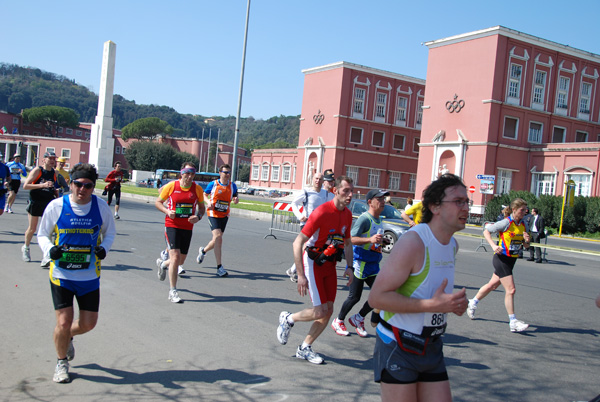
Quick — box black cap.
[366,189,390,201]
[323,172,335,182]
[43,151,56,158]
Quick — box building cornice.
[424,26,600,64]
[302,61,426,85]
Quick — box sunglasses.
[221,171,231,174]
[72,180,94,189]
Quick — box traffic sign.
[476,174,495,181]
[469,185,475,194]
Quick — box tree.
[125,141,199,172]
[121,117,173,140]
[237,163,250,182]
[22,105,79,136]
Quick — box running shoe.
[216,266,228,277]
[21,245,31,262]
[156,258,167,281]
[160,249,169,261]
[296,345,324,364]
[168,288,182,303]
[467,299,477,320]
[286,267,298,283]
[7,206,13,214]
[40,257,51,268]
[277,311,293,345]
[509,319,529,332]
[114,213,120,220]
[196,246,205,264]
[348,314,368,337]
[178,265,186,275]
[66,339,75,361]
[53,359,70,383]
[331,318,350,336]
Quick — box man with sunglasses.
[155,162,205,302]
[37,163,116,383]
[22,151,60,264]
[196,164,238,277]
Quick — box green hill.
[0,63,299,150]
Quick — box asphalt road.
[1,194,599,402]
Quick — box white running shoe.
[348,314,368,337]
[509,319,529,333]
[467,299,477,320]
[286,267,298,282]
[296,345,324,364]
[196,247,205,264]
[53,359,70,383]
[40,257,51,268]
[168,289,182,303]
[178,265,185,275]
[277,311,293,345]
[331,318,350,336]
[7,206,13,214]
[114,213,120,220]
[216,266,228,277]
[160,249,169,261]
[156,258,167,281]
[21,245,31,262]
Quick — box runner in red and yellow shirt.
[154,162,205,303]
[196,164,238,277]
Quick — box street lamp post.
[232,0,250,183]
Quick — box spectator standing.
[527,208,545,263]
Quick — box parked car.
[265,189,281,198]
[349,199,410,253]
[238,187,255,195]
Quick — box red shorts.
[302,251,337,306]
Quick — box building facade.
[416,26,600,213]
[249,62,425,199]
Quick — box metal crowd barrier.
[264,202,302,239]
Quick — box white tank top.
[380,223,457,337]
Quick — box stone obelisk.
[89,40,116,177]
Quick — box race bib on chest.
[214,199,229,212]
[58,245,92,270]
[175,203,193,218]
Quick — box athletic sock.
[287,314,295,325]
[472,298,479,306]
[301,342,311,349]
[508,314,516,321]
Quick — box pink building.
[416,26,600,213]
[250,62,426,199]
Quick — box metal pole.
[232,0,251,183]
[215,128,220,172]
[206,127,212,170]
[200,127,205,171]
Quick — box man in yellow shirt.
[56,157,70,182]
[401,201,423,227]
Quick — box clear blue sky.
[3,0,600,120]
